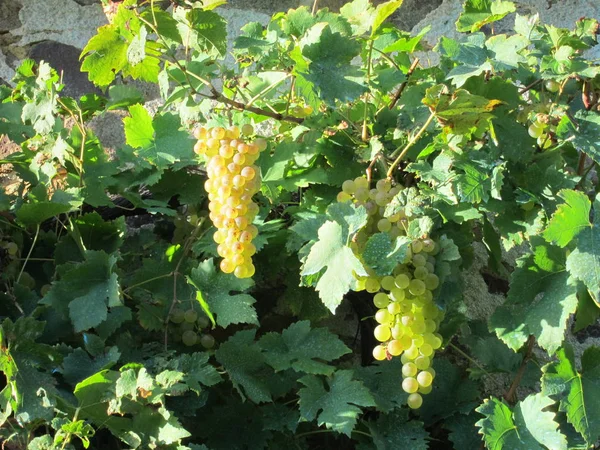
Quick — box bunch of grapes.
[338,176,444,409]
[193,125,267,278]
[527,114,556,149]
[170,307,216,349]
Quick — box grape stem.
[387,58,420,111]
[386,111,436,179]
[16,224,40,285]
[361,40,374,142]
[448,342,489,375]
[504,335,535,404]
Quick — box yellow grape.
[407,393,423,409]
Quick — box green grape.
[424,262,435,273]
[381,276,396,291]
[426,367,436,378]
[402,362,417,377]
[184,309,198,323]
[400,334,412,349]
[354,188,369,202]
[423,303,439,319]
[404,345,419,359]
[375,309,392,324]
[407,393,423,409]
[180,321,195,331]
[375,192,389,206]
[390,287,405,302]
[401,315,413,326]
[387,340,403,356]
[412,335,424,347]
[424,320,437,334]
[418,384,432,395]
[5,242,18,256]
[415,355,430,370]
[182,330,198,346]
[409,279,426,296]
[422,239,435,253]
[391,324,404,339]
[376,179,391,192]
[365,277,381,293]
[170,308,185,324]
[424,273,439,290]
[377,218,392,232]
[402,377,419,394]
[412,254,426,267]
[414,266,428,280]
[422,289,433,302]
[395,274,410,289]
[373,345,387,361]
[545,79,560,93]
[431,335,442,349]
[241,124,254,135]
[342,179,356,194]
[197,315,210,329]
[420,343,434,357]
[411,320,426,334]
[417,370,433,387]
[373,292,390,308]
[374,325,391,342]
[40,284,52,296]
[411,240,423,253]
[337,192,352,202]
[387,301,401,315]
[528,122,544,138]
[200,334,216,349]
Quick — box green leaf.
[456,0,516,33]
[188,259,258,328]
[258,321,350,375]
[41,251,122,333]
[176,9,227,57]
[124,104,154,149]
[490,237,578,354]
[371,0,403,37]
[61,347,121,386]
[163,352,221,394]
[446,413,482,450]
[543,189,591,247]
[107,85,144,110]
[566,224,600,302]
[81,26,128,87]
[369,409,429,450]
[574,287,600,332]
[566,110,600,165]
[363,234,411,276]
[298,370,375,436]
[542,344,600,446]
[352,358,408,413]
[215,330,273,403]
[476,394,567,450]
[299,23,366,104]
[127,25,147,66]
[301,220,367,313]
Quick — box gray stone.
[88,110,127,153]
[0,0,22,33]
[0,49,15,85]
[29,41,101,98]
[13,0,107,49]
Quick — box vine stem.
[361,40,374,142]
[16,224,40,284]
[135,10,303,124]
[387,57,419,111]
[448,342,489,375]
[504,335,535,404]
[386,110,436,179]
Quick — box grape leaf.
[490,237,578,354]
[188,259,258,328]
[298,370,375,436]
[352,358,408,413]
[80,26,128,87]
[363,234,411,276]
[566,225,600,303]
[163,353,221,394]
[542,344,600,446]
[369,409,429,450]
[258,320,350,375]
[215,330,273,403]
[446,413,482,450]
[456,0,516,33]
[175,8,227,57]
[371,0,404,37]
[569,110,600,165]
[299,23,366,103]
[301,220,367,313]
[41,251,122,333]
[61,347,121,386]
[476,394,567,450]
[543,189,591,247]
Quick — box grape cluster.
[527,114,556,149]
[170,307,216,349]
[193,125,267,278]
[338,176,444,409]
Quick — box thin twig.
[16,224,40,284]
[518,79,542,94]
[386,110,436,178]
[504,335,535,404]
[362,40,374,141]
[388,58,420,110]
[448,342,489,375]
